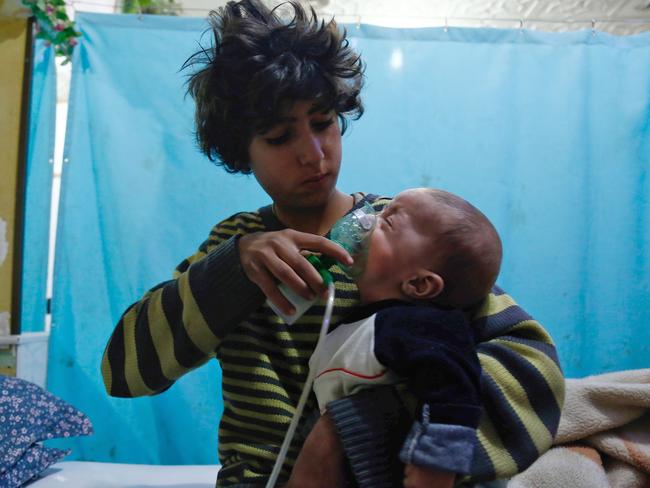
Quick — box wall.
[0,17,28,373]
[174,0,650,35]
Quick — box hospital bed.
[29,462,220,487]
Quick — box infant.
[310,188,502,487]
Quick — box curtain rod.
[66,0,650,26]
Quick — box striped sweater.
[101,193,565,486]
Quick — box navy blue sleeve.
[374,305,482,428]
[372,306,483,474]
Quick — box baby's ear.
[401,271,444,300]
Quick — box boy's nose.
[297,134,325,165]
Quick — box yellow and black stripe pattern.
[101,195,564,485]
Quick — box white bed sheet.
[29,461,220,487]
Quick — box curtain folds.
[47,13,650,463]
[21,40,55,333]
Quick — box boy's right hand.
[238,230,353,315]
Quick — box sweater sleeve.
[100,213,265,398]
[372,306,482,475]
[328,287,565,483]
[468,286,565,481]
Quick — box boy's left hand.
[284,412,346,488]
[403,463,455,488]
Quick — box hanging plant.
[22,0,82,64]
[121,0,182,16]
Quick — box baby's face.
[355,189,438,303]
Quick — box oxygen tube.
[265,203,377,488]
[265,258,335,488]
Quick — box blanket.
[508,369,650,488]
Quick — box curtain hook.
[591,19,597,36]
[356,15,361,29]
[444,17,448,33]
[519,18,524,33]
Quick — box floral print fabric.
[0,444,68,487]
[0,375,93,487]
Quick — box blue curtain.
[50,13,650,464]
[21,40,55,333]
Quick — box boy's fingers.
[286,251,330,295]
[257,272,295,315]
[247,264,293,314]
[241,230,352,311]
[295,232,353,266]
[267,256,315,301]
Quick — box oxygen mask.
[329,201,377,278]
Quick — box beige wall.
[174,0,650,35]
[0,17,28,340]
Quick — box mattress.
[29,461,220,487]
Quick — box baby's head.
[355,188,502,309]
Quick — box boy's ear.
[401,270,444,300]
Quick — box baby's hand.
[403,463,455,488]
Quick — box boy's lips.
[303,173,328,184]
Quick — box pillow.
[0,443,69,488]
[0,375,93,478]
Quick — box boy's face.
[355,189,438,304]
[247,100,342,212]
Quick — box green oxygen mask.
[267,202,377,324]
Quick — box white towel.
[509,369,650,488]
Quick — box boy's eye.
[265,132,291,146]
[312,118,334,131]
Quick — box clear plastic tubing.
[265,281,336,488]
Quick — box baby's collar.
[342,299,414,324]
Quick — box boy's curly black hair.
[183,0,365,174]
